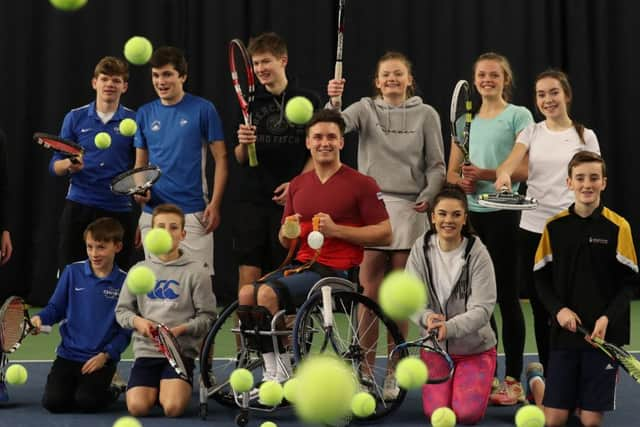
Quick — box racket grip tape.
[321,285,333,328]
[331,62,343,109]
[247,142,258,167]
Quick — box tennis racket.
[478,186,538,210]
[577,325,640,383]
[0,296,51,355]
[150,323,190,380]
[33,132,83,165]
[391,329,454,384]
[229,38,258,167]
[110,165,161,196]
[331,0,346,109]
[450,80,472,166]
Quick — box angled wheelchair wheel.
[199,300,263,408]
[292,288,408,421]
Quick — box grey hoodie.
[339,96,445,205]
[116,253,217,359]
[406,232,497,355]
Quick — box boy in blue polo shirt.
[31,217,132,413]
[50,56,137,273]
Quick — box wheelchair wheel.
[199,300,263,408]
[292,289,408,421]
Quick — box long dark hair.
[429,184,475,238]
[535,69,585,144]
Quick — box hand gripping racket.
[229,38,258,167]
[331,0,346,109]
[0,296,51,355]
[110,165,161,196]
[150,323,190,380]
[450,80,472,166]
[33,132,83,165]
[577,325,640,384]
[478,186,538,210]
[391,328,455,384]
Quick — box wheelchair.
[198,273,409,426]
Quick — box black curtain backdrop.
[1,0,639,305]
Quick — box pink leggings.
[421,347,496,425]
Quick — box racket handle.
[247,142,258,167]
[331,61,343,109]
[40,325,52,334]
[321,286,333,328]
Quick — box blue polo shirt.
[37,260,132,362]
[134,93,224,214]
[50,102,136,212]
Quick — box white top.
[428,234,467,308]
[517,121,600,233]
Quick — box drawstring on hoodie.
[273,91,286,126]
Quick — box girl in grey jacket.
[406,184,496,425]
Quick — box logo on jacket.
[151,121,161,132]
[147,279,180,300]
[103,287,120,300]
[588,237,608,245]
[179,118,189,127]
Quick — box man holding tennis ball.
[233,32,321,303]
[116,203,216,418]
[30,218,131,412]
[49,56,137,274]
[237,109,390,382]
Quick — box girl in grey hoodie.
[406,184,496,425]
[327,51,445,399]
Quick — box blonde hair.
[473,52,514,102]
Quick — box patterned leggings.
[421,347,496,425]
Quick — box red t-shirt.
[284,165,389,270]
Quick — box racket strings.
[1,303,25,351]
[111,168,160,195]
[158,329,188,376]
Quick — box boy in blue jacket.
[31,217,131,413]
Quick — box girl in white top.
[495,69,600,371]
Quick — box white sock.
[275,353,293,383]
[262,352,277,381]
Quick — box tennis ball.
[307,230,324,250]
[126,265,156,295]
[515,404,545,427]
[395,356,428,390]
[124,36,153,66]
[144,228,173,255]
[119,118,137,137]
[378,270,427,320]
[282,377,299,403]
[112,416,142,427]
[94,132,111,149]
[5,364,28,385]
[259,380,284,406]
[431,406,456,427]
[285,96,314,125]
[49,0,87,11]
[294,354,357,425]
[351,392,376,418]
[229,368,254,393]
[260,422,277,427]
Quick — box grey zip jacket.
[406,232,497,355]
[116,253,217,359]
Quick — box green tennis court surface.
[14,300,640,361]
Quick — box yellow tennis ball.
[259,380,284,406]
[378,270,427,320]
[294,354,357,425]
[351,392,376,418]
[5,364,28,385]
[431,406,456,427]
[124,36,153,66]
[126,265,156,295]
[229,368,254,393]
[94,132,111,149]
[49,0,87,11]
[285,96,314,125]
[112,416,143,427]
[260,422,277,427]
[515,404,545,427]
[119,118,137,137]
[395,356,428,390]
[144,228,173,255]
[282,377,299,403]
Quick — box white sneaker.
[262,352,277,382]
[382,375,399,401]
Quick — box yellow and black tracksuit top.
[534,203,638,349]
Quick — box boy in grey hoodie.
[116,204,217,417]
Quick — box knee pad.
[237,305,278,353]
